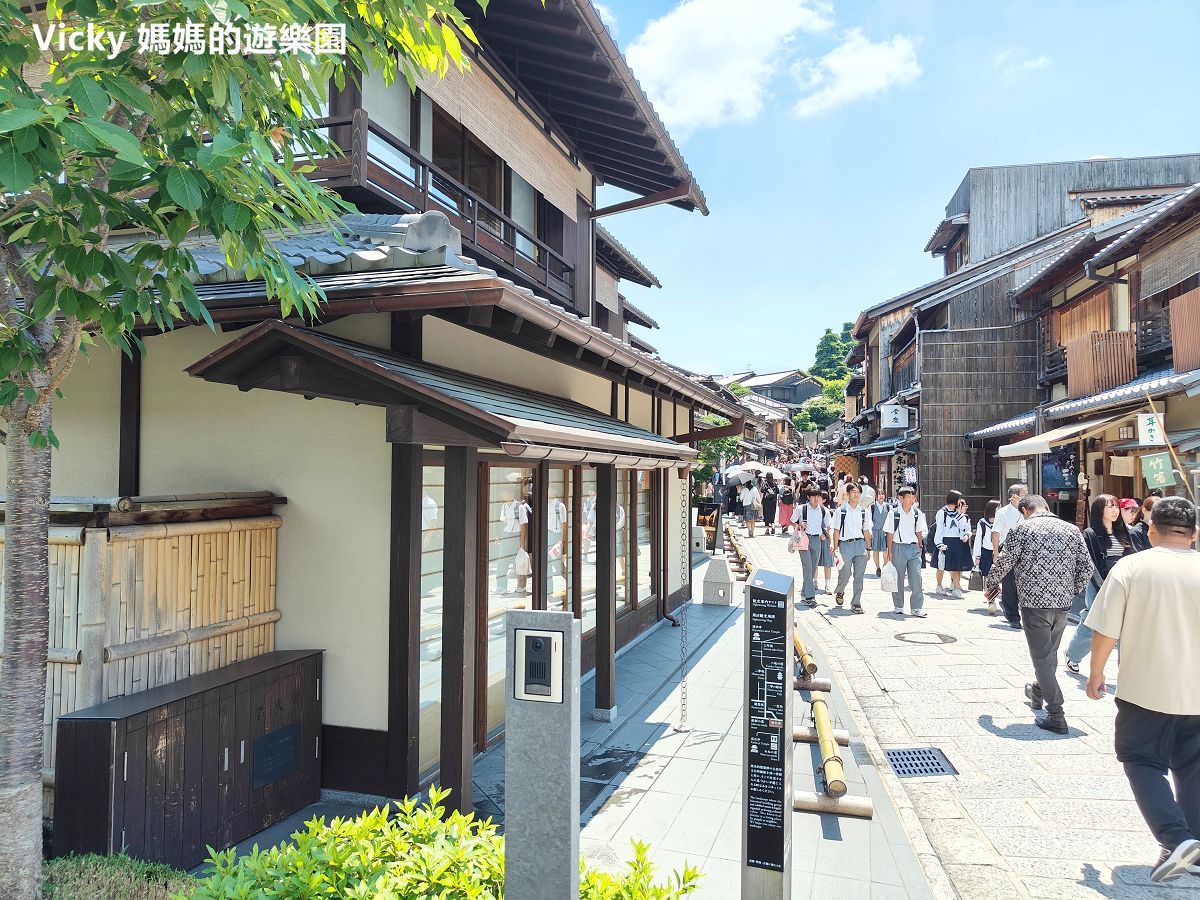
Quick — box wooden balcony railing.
[305,111,575,306]
[1136,306,1172,360]
[1041,345,1068,382]
[1170,287,1200,373]
[1065,330,1137,399]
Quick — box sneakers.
[934,584,945,596]
[911,609,928,618]
[1065,658,1081,675]
[1152,839,1200,883]
[876,567,882,577]
[1035,715,1069,735]
[986,599,998,615]
[890,608,906,617]
[803,597,818,608]
[1025,683,1043,711]
[951,588,964,599]
[835,592,845,607]
[851,605,864,615]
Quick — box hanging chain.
[674,474,691,733]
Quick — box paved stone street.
[740,522,1200,900]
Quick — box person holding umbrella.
[761,473,780,535]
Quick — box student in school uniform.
[973,500,1000,610]
[793,487,832,605]
[884,484,928,617]
[869,492,892,577]
[932,490,972,598]
[831,483,873,613]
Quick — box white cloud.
[595,3,618,37]
[627,0,834,135]
[993,48,1050,78]
[791,30,920,118]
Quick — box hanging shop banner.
[1137,414,1166,447]
[880,404,910,430]
[1109,455,1137,477]
[902,466,918,485]
[1141,451,1177,489]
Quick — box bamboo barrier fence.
[0,515,281,819]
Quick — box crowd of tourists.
[716,463,1200,883]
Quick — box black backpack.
[838,506,867,533]
[781,489,795,505]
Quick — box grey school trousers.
[891,542,924,611]
[835,538,868,608]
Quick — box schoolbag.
[781,489,795,505]
[893,507,921,533]
[838,506,867,533]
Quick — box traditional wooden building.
[969,182,1200,511]
[11,2,745,855]
[844,155,1200,514]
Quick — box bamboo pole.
[106,515,282,543]
[793,725,850,746]
[793,791,873,818]
[811,691,847,798]
[0,648,81,665]
[792,629,818,676]
[104,610,281,661]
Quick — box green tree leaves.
[165,166,206,211]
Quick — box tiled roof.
[1045,368,1200,420]
[596,225,661,288]
[621,297,660,329]
[1087,182,1200,271]
[963,411,1038,441]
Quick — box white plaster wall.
[423,317,611,414]
[137,326,392,731]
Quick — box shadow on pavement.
[976,713,1087,741]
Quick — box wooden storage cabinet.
[54,649,322,869]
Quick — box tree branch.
[0,244,38,319]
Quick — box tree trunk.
[0,398,53,900]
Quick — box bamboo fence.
[0,515,281,819]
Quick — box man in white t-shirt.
[831,483,872,613]
[991,483,1029,627]
[1085,496,1200,883]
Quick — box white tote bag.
[880,562,898,594]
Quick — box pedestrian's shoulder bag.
[838,506,867,533]
[788,529,809,553]
[781,488,795,505]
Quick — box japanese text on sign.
[1140,451,1177,488]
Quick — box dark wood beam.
[592,184,691,220]
[533,460,550,611]
[594,463,617,714]
[118,351,142,497]
[386,443,422,797]
[440,445,478,815]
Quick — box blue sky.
[592,0,1200,376]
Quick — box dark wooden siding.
[919,312,1040,517]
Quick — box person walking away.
[794,487,832,606]
[778,478,795,536]
[932,490,971,597]
[834,471,849,506]
[832,483,872,613]
[869,493,892,576]
[761,473,779,536]
[1084,497,1200,882]
[859,474,877,508]
[884,485,927,617]
[984,495,1094,734]
[1125,496,1155,551]
[1064,493,1141,675]
[992,483,1030,627]
[727,481,743,524]
[740,479,761,538]
[973,500,1000,612]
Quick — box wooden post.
[534,461,549,611]
[386,444,422,798]
[593,464,617,718]
[118,351,142,497]
[441,446,478,814]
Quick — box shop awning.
[186,320,697,468]
[1045,367,1200,420]
[998,414,1124,458]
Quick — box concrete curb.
[740,539,960,900]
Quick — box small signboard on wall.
[903,466,918,485]
[1138,414,1166,446]
[880,404,910,430]
[1109,455,1136,477]
[1141,452,1177,488]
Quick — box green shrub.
[191,786,699,899]
[44,853,193,900]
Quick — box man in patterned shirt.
[984,495,1094,734]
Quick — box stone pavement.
[739,522,1200,900]
[558,561,934,900]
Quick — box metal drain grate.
[884,747,957,778]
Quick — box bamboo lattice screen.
[1065,331,1137,399]
[1170,287,1200,374]
[0,515,281,818]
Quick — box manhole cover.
[894,631,957,645]
[884,747,958,778]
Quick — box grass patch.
[44,854,192,900]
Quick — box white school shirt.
[795,504,830,535]
[501,500,530,534]
[933,507,968,540]
[859,484,877,506]
[993,502,1024,547]
[833,503,870,540]
[547,498,568,535]
[883,506,927,545]
[973,519,994,556]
